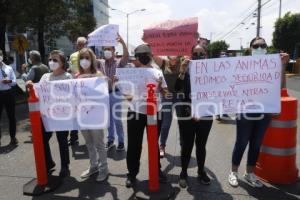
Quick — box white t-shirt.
[128,67,167,114]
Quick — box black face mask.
[192,52,206,60]
[136,53,151,65]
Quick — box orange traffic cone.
[255,88,299,184]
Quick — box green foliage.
[273,12,300,56]
[64,0,96,42]
[207,40,230,58]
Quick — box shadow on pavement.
[129,180,180,200]
[32,176,120,200]
[107,147,126,161]
[239,180,300,200]
[0,143,18,154]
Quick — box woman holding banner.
[175,44,213,188]
[75,48,109,182]
[27,50,73,177]
[228,37,289,188]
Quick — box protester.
[228,37,289,188]
[75,48,109,182]
[22,50,49,83]
[98,34,129,151]
[0,49,17,146]
[68,37,87,146]
[175,44,213,188]
[27,50,72,177]
[121,44,168,188]
[153,55,182,157]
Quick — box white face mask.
[0,56,3,62]
[49,61,60,71]
[104,50,113,59]
[28,58,32,64]
[252,47,267,56]
[80,59,91,70]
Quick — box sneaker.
[106,141,115,150]
[159,170,168,183]
[159,145,165,158]
[179,171,188,188]
[80,167,99,179]
[116,143,125,151]
[96,168,109,182]
[198,171,211,185]
[59,167,70,177]
[243,173,263,188]
[228,171,239,187]
[125,175,136,188]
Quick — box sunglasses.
[48,58,59,62]
[192,52,206,57]
[252,44,267,49]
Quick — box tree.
[0,0,26,60]
[64,0,96,43]
[207,40,229,58]
[24,0,69,61]
[273,12,300,56]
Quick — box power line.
[216,0,273,40]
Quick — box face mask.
[49,61,60,71]
[80,59,91,69]
[28,58,32,64]
[0,56,3,62]
[252,47,267,56]
[137,54,151,65]
[104,50,113,59]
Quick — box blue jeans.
[159,94,181,147]
[232,113,271,167]
[108,90,124,144]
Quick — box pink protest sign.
[143,17,198,56]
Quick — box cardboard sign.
[189,54,282,118]
[143,17,198,56]
[34,77,109,131]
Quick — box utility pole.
[257,0,262,37]
[279,0,282,18]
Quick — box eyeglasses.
[252,43,267,49]
[48,58,59,62]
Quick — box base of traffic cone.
[134,181,177,200]
[23,175,62,196]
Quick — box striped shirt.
[98,58,127,80]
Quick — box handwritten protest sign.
[189,54,282,118]
[34,77,109,131]
[88,24,119,47]
[116,67,163,98]
[143,17,198,56]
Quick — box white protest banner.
[143,17,198,56]
[88,24,119,47]
[34,77,109,132]
[115,67,162,98]
[189,54,282,118]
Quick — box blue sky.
[108,0,300,52]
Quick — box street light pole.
[279,0,282,18]
[110,8,146,48]
[257,0,262,37]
